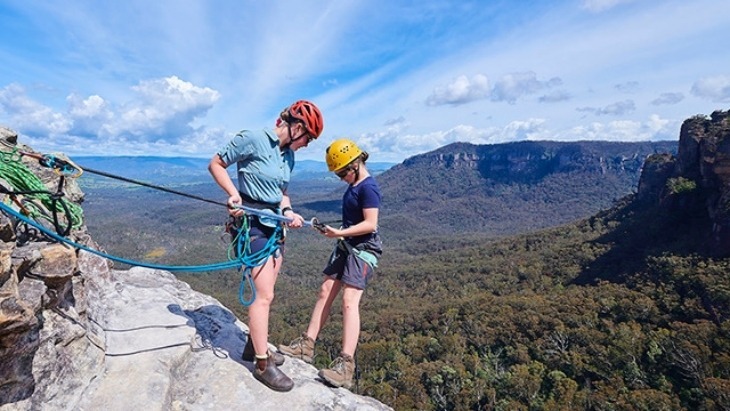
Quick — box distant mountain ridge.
[373,140,677,238]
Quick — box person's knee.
[316,287,331,301]
[317,281,335,299]
[254,291,275,306]
[341,289,362,310]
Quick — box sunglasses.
[297,128,314,147]
[335,167,352,178]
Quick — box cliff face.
[637,109,730,256]
[396,140,677,183]
[377,140,677,238]
[0,127,391,411]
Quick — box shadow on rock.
[168,303,252,369]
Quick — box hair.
[350,151,369,168]
[278,109,296,125]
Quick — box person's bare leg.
[341,285,364,356]
[305,277,342,340]
[248,255,281,357]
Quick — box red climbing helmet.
[288,100,324,138]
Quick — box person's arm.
[280,192,304,228]
[323,207,378,238]
[208,154,243,216]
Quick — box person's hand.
[227,194,243,217]
[286,211,305,228]
[322,225,343,238]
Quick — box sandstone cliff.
[637,109,730,256]
[0,127,391,411]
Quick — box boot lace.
[288,336,305,349]
[329,356,347,374]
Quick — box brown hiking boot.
[277,332,315,364]
[318,353,355,389]
[253,354,294,392]
[242,337,285,365]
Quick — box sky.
[0,0,729,163]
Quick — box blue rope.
[0,201,247,271]
[229,216,283,307]
[1,201,287,307]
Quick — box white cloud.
[562,114,677,141]
[426,74,489,106]
[0,76,226,156]
[490,72,562,104]
[504,118,548,141]
[614,81,640,93]
[68,94,108,118]
[356,119,547,162]
[691,75,730,103]
[0,83,71,136]
[108,76,220,142]
[383,116,407,127]
[651,92,684,106]
[539,90,572,103]
[66,94,113,138]
[577,100,636,116]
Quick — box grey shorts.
[322,237,381,290]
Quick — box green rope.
[0,149,84,228]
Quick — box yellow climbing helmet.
[326,139,363,172]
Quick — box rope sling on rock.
[0,145,332,307]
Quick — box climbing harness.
[336,238,379,268]
[224,210,332,306]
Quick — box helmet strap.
[287,121,311,147]
[282,123,296,149]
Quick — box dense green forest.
[77,138,730,410]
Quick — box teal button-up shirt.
[217,128,294,205]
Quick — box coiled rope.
[0,149,84,234]
[228,216,283,306]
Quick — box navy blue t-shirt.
[342,176,381,243]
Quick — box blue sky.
[1,0,729,163]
